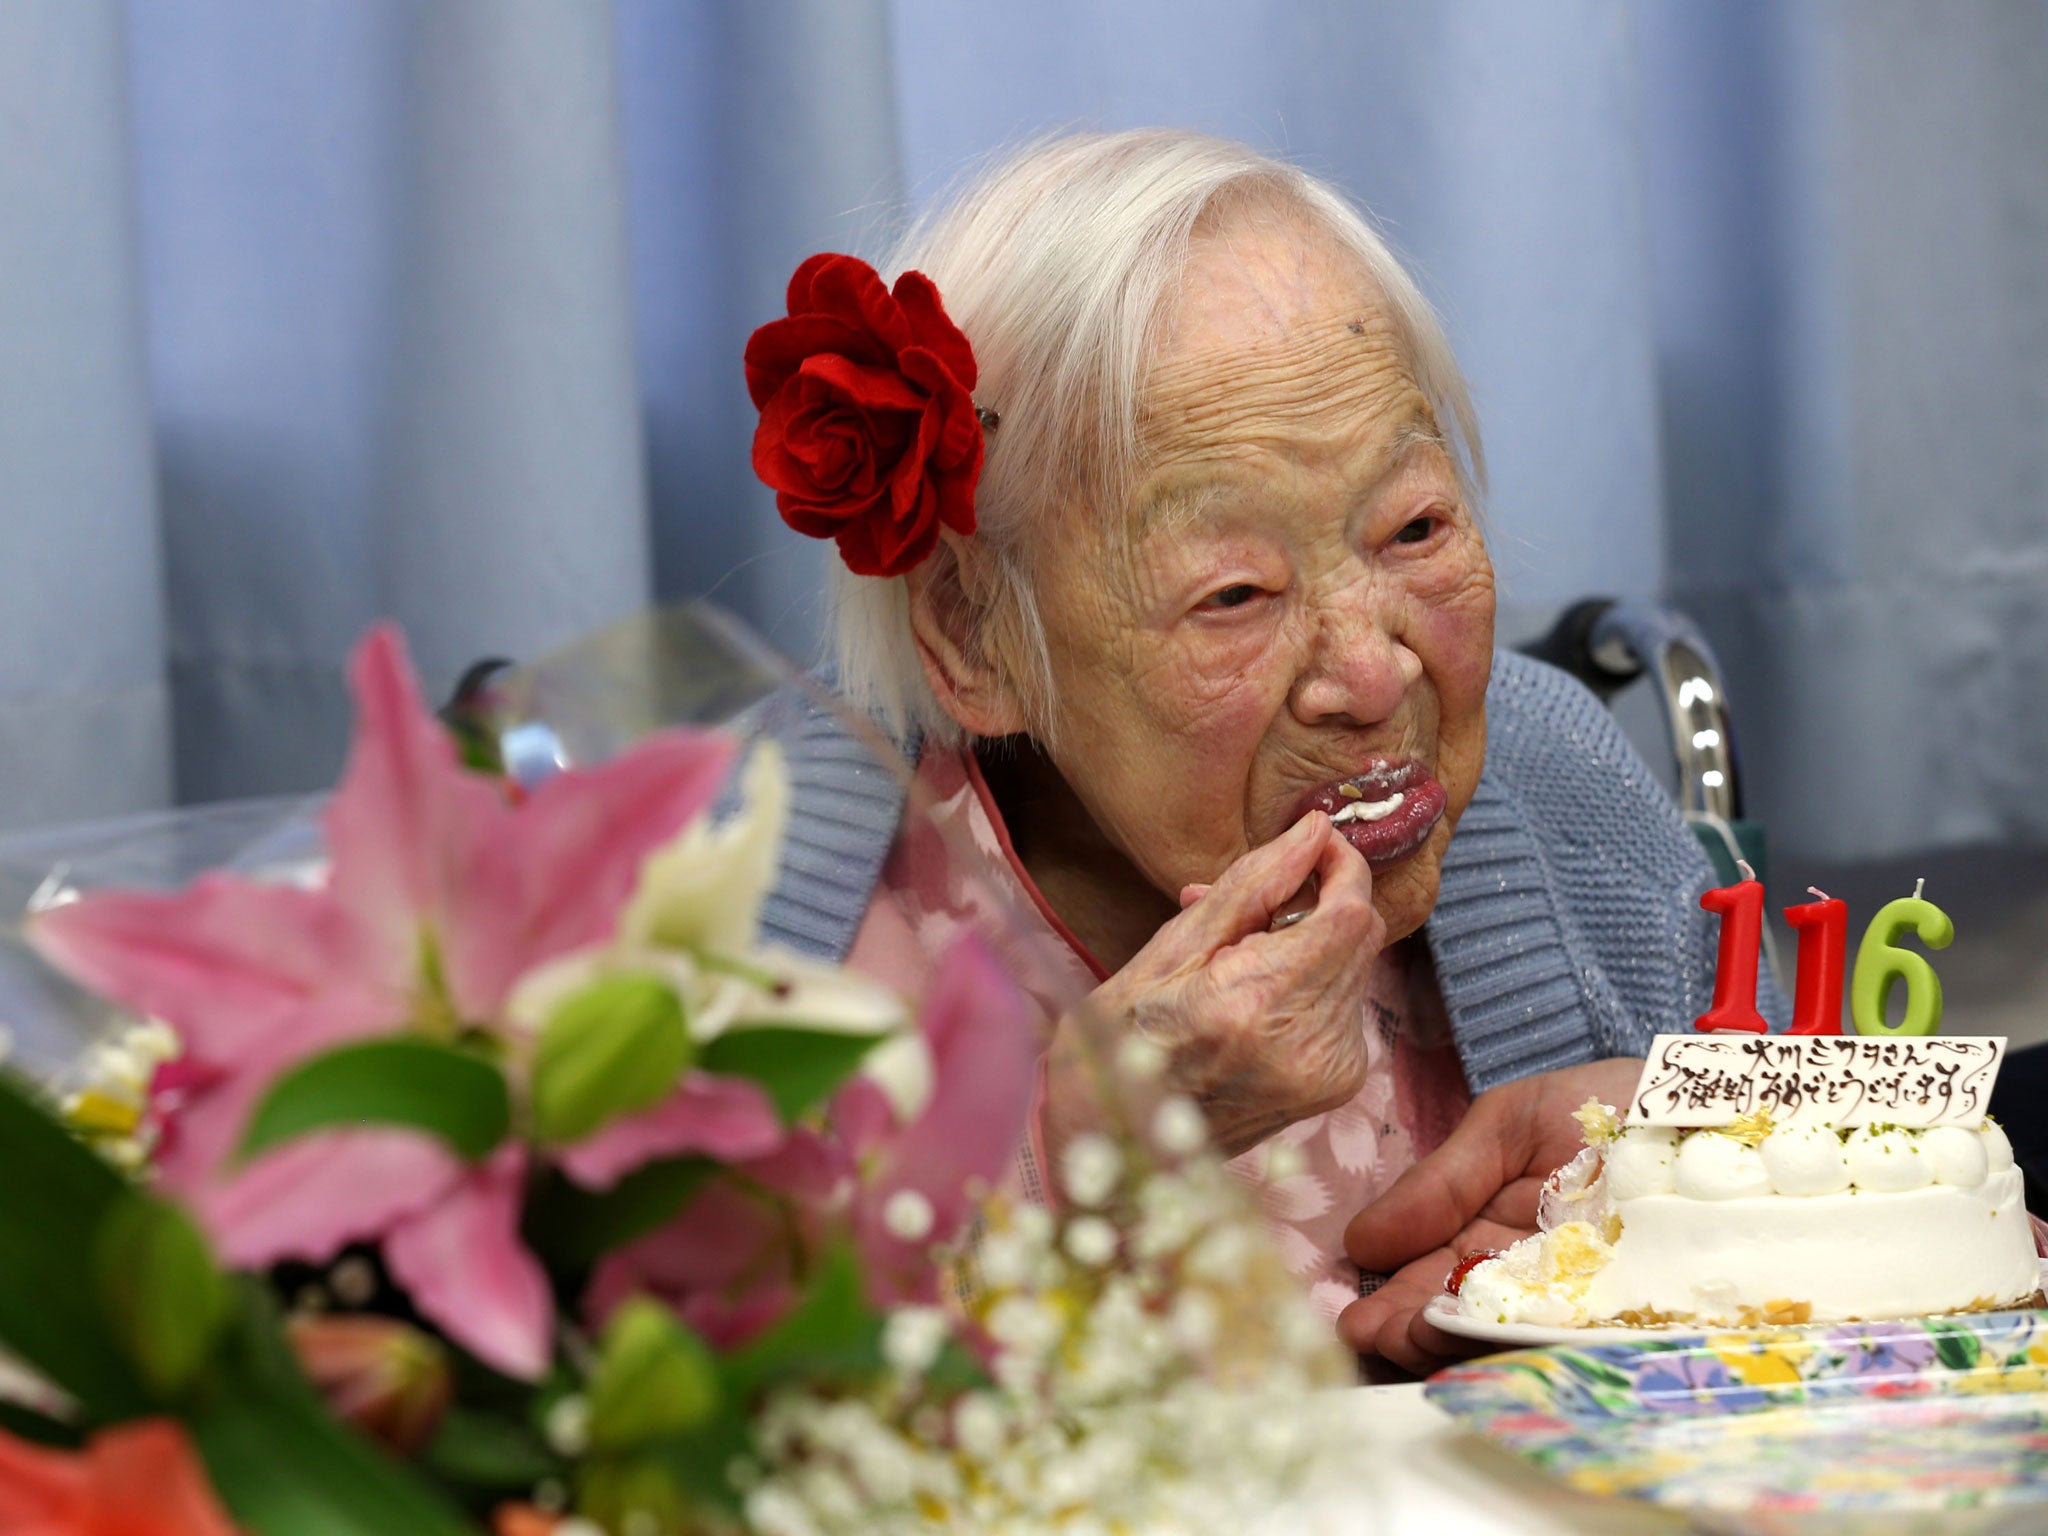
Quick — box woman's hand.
[1043,811,1385,1161]
[1335,1056,1646,1377]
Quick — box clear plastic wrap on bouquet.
[0,798,329,1076]
[0,607,846,1074]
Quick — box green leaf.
[0,1072,148,1415]
[720,1246,882,1402]
[587,1298,721,1452]
[924,1337,993,1396]
[0,1398,81,1449]
[522,1157,716,1269]
[192,1283,481,1536]
[530,976,692,1146]
[238,1037,511,1163]
[421,1407,558,1491]
[197,1394,485,1536]
[213,1274,325,1400]
[93,1191,227,1400]
[643,1410,753,1520]
[697,1028,883,1124]
[577,1453,697,1535]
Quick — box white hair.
[828,129,1484,747]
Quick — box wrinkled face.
[1027,220,1496,942]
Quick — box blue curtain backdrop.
[3,0,2046,867]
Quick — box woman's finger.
[1372,1304,1489,1379]
[1335,1257,1445,1355]
[1267,873,1319,929]
[1280,826,1380,944]
[1407,1310,1481,1366]
[1173,812,1332,946]
[1311,818,1374,892]
[1371,1307,1440,1378]
[1343,1089,1528,1273]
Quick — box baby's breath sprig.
[733,1004,1348,1535]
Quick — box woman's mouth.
[1293,760,1448,868]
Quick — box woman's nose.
[1288,594,1421,727]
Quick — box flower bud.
[287,1314,452,1455]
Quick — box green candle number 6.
[1849,882,1953,1037]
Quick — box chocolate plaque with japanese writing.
[1626,1035,2006,1129]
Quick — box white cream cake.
[1452,1104,2040,1328]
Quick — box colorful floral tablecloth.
[1425,1309,2048,1534]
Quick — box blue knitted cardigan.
[746,651,1789,1094]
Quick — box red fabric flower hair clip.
[744,253,988,578]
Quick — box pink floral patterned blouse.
[844,746,1473,1322]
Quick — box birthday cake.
[1450,877,2041,1330]
[1449,1098,2039,1329]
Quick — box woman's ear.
[906,535,1032,739]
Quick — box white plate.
[1421,1295,1696,1348]
[1421,1258,2048,1350]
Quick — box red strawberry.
[1443,1249,1502,1297]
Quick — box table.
[1258,1384,1695,1536]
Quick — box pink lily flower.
[835,934,1038,1307]
[555,1073,786,1191]
[30,625,739,1379]
[588,934,1037,1340]
[583,1130,848,1349]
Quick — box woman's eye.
[1201,583,1262,610]
[1392,515,1438,546]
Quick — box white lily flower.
[496,737,932,1148]
[620,740,789,957]
[855,1030,933,1122]
[721,945,908,1040]
[503,944,706,1041]
[505,933,912,1075]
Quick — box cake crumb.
[1741,1298,1813,1326]
[1572,1098,1622,1147]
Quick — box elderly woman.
[741,130,1780,1376]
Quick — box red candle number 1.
[1696,861,1768,1033]
[1785,887,1846,1035]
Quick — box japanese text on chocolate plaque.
[1626,1035,2007,1129]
